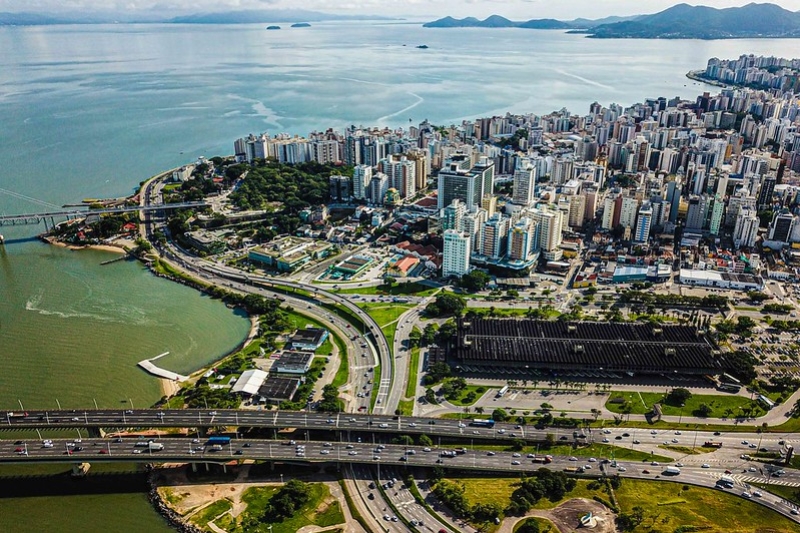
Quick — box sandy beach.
[40,235,129,254]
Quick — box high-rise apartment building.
[352,165,372,201]
[442,230,472,278]
[513,165,536,206]
[734,208,759,248]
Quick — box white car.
[602,438,610,443]
[603,429,612,434]
[511,460,521,465]
[408,423,417,428]
[487,451,496,456]
[618,467,627,472]
[348,450,358,456]
[320,450,330,455]
[569,456,578,461]
[512,453,521,458]
[584,464,592,469]
[498,429,506,434]
[753,490,763,498]
[422,447,431,452]
[458,423,466,428]
[378,423,389,428]
[588,457,597,462]
[675,462,684,467]
[701,464,710,468]
[742,491,752,498]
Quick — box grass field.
[283,309,349,390]
[446,476,800,533]
[334,282,438,297]
[398,399,414,416]
[190,498,232,530]
[233,483,345,533]
[404,327,422,399]
[606,390,754,419]
[446,384,490,407]
[615,478,800,533]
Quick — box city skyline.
[6,0,800,20]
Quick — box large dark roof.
[451,319,724,374]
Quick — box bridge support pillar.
[205,463,210,472]
[87,427,105,438]
[191,463,198,473]
[197,427,210,437]
[222,464,227,474]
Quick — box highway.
[2,436,799,524]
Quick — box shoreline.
[685,69,730,89]
[39,234,129,255]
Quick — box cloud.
[2,0,800,19]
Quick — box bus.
[496,385,509,398]
[720,373,741,385]
[718,382,741,393]
[703,441,723,448]
[207,436,232,446]
[469,419,495,428]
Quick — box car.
[367,493,375,500]
[753,490,763,498]
[378,423,389,428]
[603,429,612,434]
[588,457,597,462]
[391,517,398,522]
[399,456,408,462]
[713,431,721,436]
[133,449,143,454]
[498,429,506,434]
[650,430,657,435]
[674,431,681,435]
[791,509,799,516]
[208,411,218,416]
[320,449,330,455]
[618,467,627,472]
[423,447,432,452]
[473,430,480,434]
[632,439,641,444]
[742,491,752,498]
[71,417,80,422]
[242,443,251,448]
[511,460,521,465]
[742,440,749,445]
[457,423,466,428]
[428,420,436,425]
[487,451,496,456]
[615,436,623,440]
[560,436,569,441]
[623,433,631,437]
[436,459,443,464]
[234,450,243,455]
[602,438,610,443]
[748,466,757,472]
[749,443,757,449]
[642,469,650,474]
[671,438,679,443]
[569,456,578,461]
[701,464,710,468]
[191,438,200,444]
[651,461,660,466]
[383,515,391,521]
[512,453,521,458]
[408,423,417,428]
[345,444,354,449]
[348,451,358,456]
[348,418,356,422]
[584,464,592,469]
[326,418,335,424]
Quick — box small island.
[291,22,311,28]
[266,25,280,30]
[416,44,429,49]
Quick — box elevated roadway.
[2,436,799,524]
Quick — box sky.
[4,0,800,19]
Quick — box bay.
[1,20,800,532]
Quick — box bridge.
[1,409,530,442]
[0,201,210,227]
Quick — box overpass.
[1,409,534,442]
[2,436,799,524]
[0,201,210,227]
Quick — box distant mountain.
[0,12,65,25]
[423,15,569,29]
[585,2,800,39]
[567,15,641,28]
[169,9,398,24]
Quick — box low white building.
[230,369,268,396]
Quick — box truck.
[717,475,735,488]
[564,466,584,474]
[148,442,164,451]
[532,455,553,464]
[662,466,681,476]
[207,436,232,446]
[703,441,723,448]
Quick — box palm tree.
[475,406,484,415]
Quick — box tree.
[424,388,437,404]
[426,293,466,317]
[665,387,692,407]
[458,270,490,292]
[418,434,433,446]
[544,433,556,448]
[695,403,713,417]
[515,519,541,533]
[492,408,509,422]
[510,438,526,451]
[422,323,438,345]
[408,328,422,348]
[393,435,414,446]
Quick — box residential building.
[734,208,759,248]
[443,230,472,277]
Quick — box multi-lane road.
[2,436,799,524]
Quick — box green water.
[0,243,250,410]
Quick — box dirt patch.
[509,498,617,533]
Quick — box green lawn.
[446,384,489,407]
[330,333,349,390]
[397,399,414,416]
[405,341,421,399]
[334,282,438,297]
[448,476,800,533]
[190,498,232,530]
[751,482,800,504]
[615,478,800,533]
[513,517,555,532]
[370,364,382,411]
[606,391,754,419]
[357,303,414,326]
[232,483,345,533]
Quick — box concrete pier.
[137,352,189,382]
